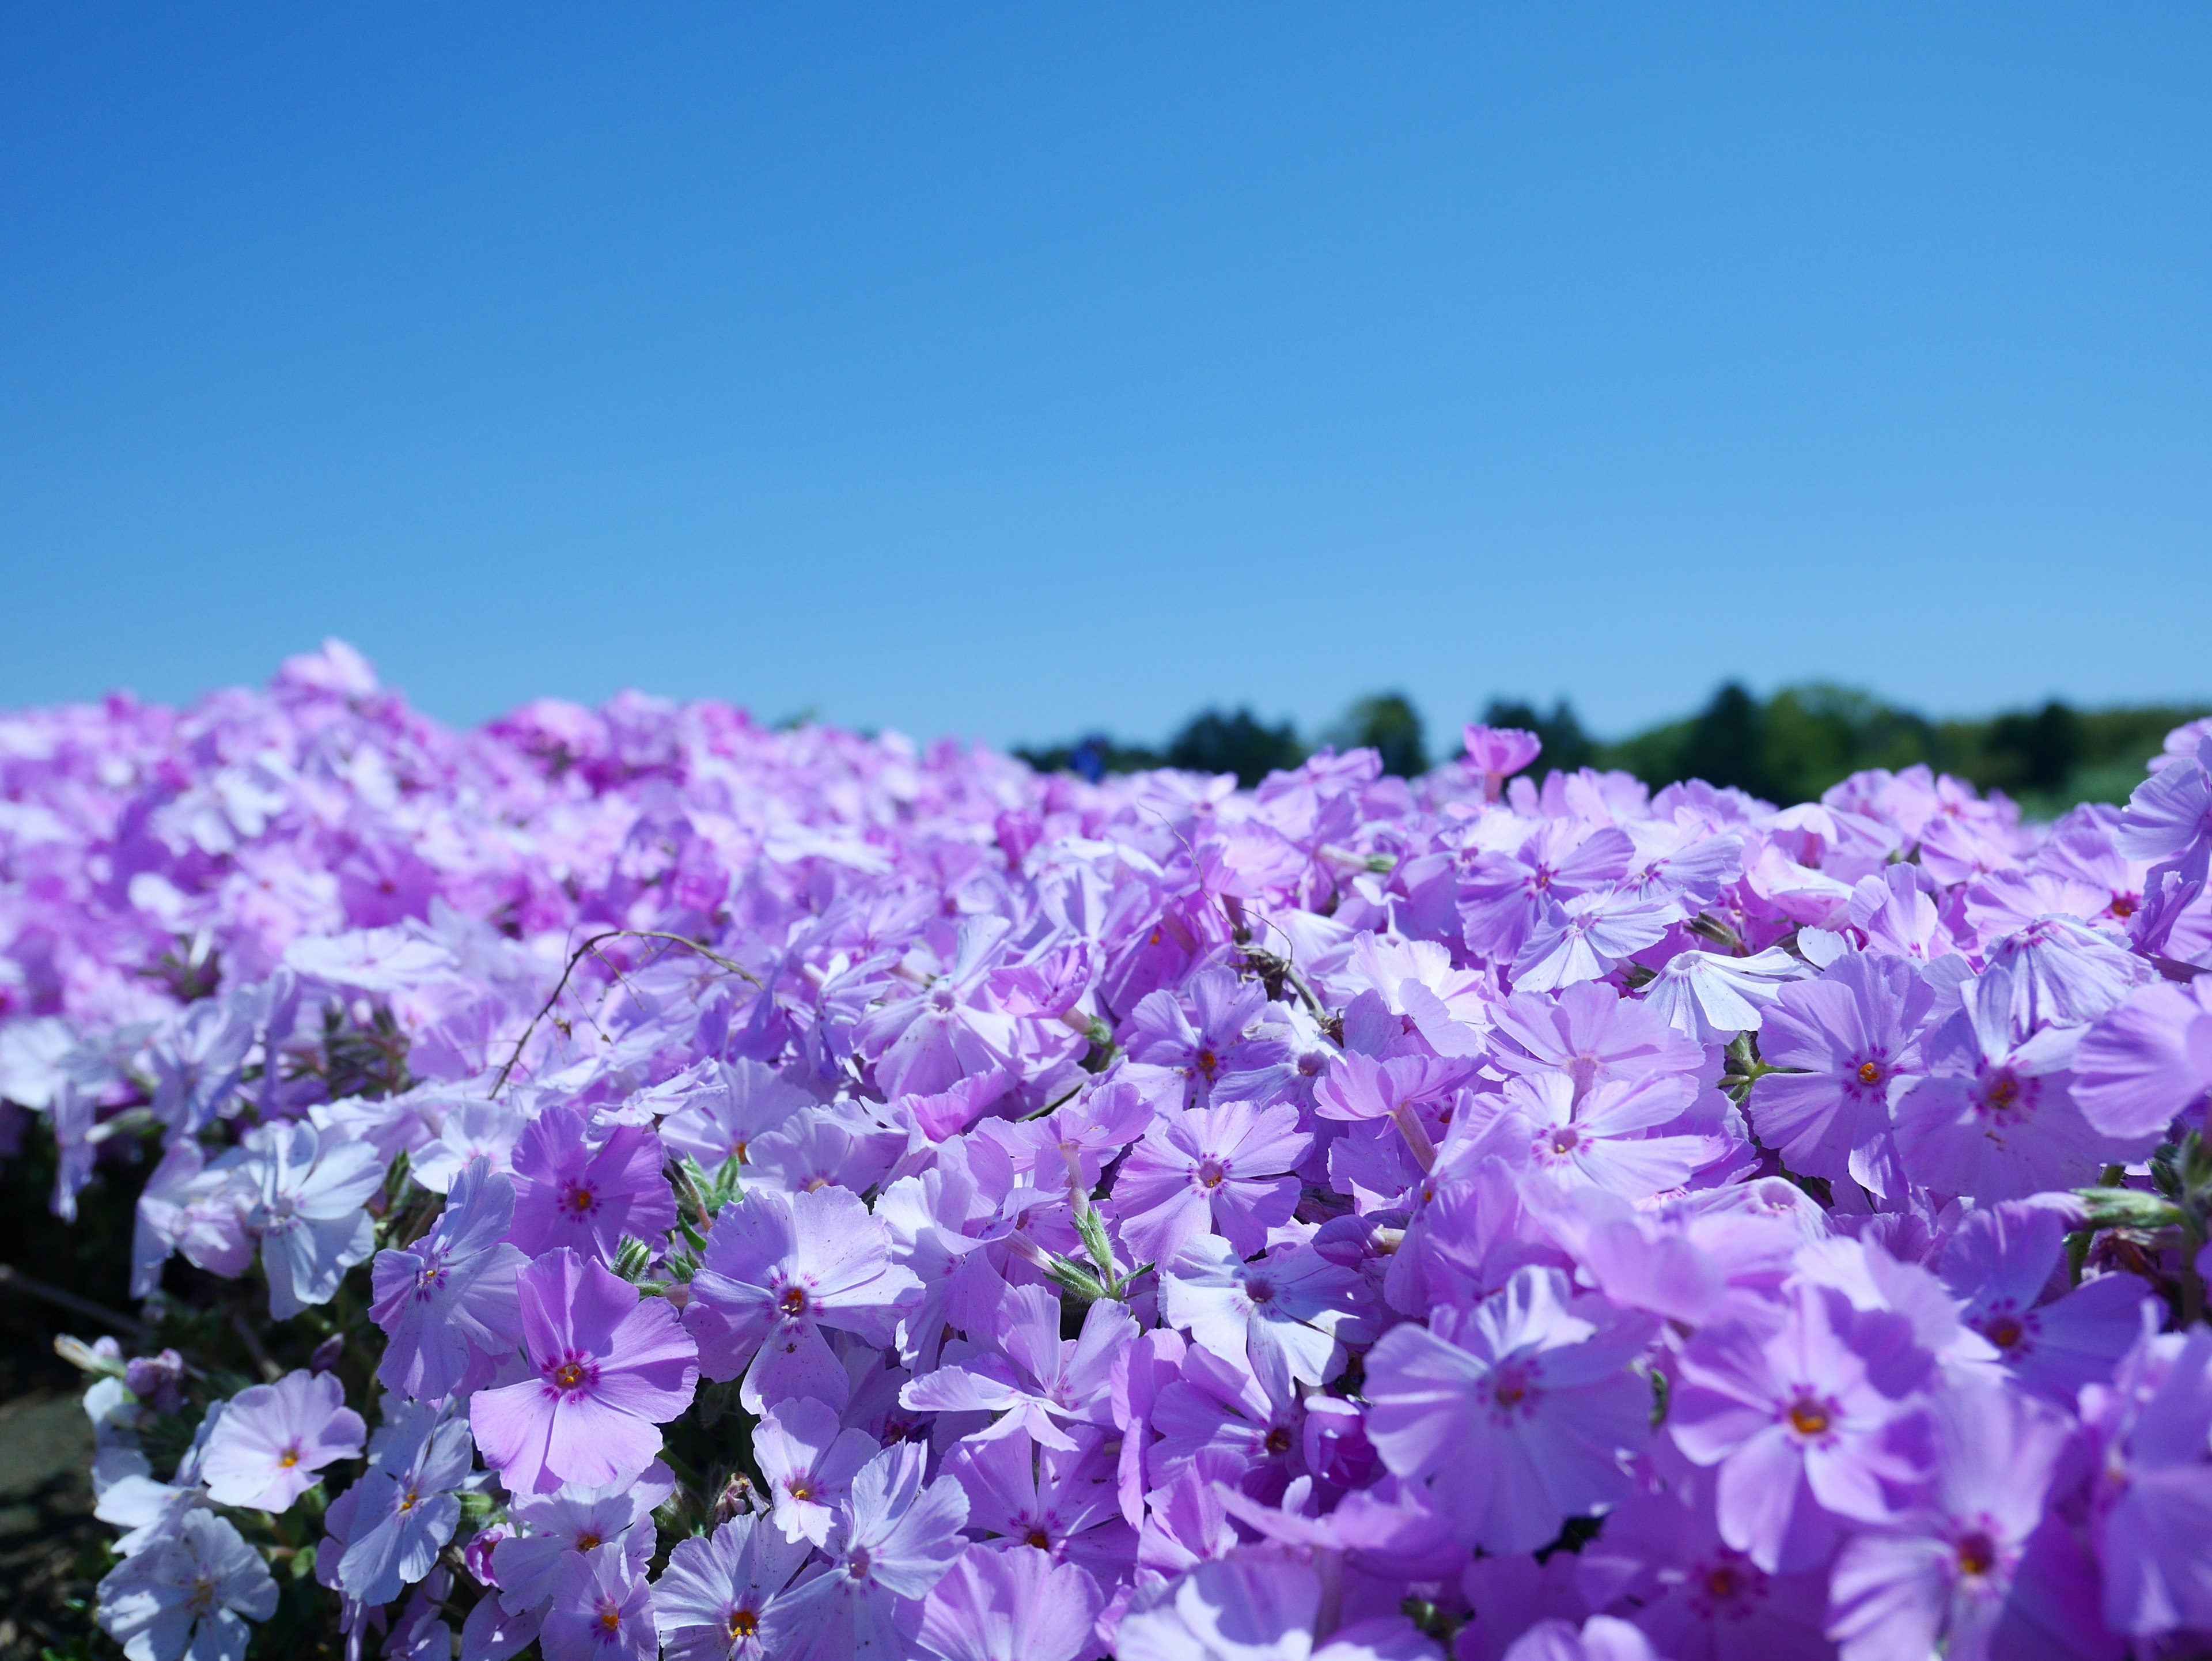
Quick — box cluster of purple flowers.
[10,641,2212,1661]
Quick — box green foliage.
[1330,693,1429,778]
[1163,707,1308,787]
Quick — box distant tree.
[1677,683,1770,798]
[1480,698,1594,776]
[1165,708,1306,788]
[1987,701,2082,794]
[1332,693,1429,778]
[1013,734,1165,780]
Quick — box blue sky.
[2,6,2207,750]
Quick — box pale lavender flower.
[755,1395,878,1547]
[1363,1265,1655,1554]
[777,1441,972,1659]
[1108,1098,1311,1267]
[652,1514,811,1661]
[1499,1617,1661,1661]
[372,1155,529,1402]
[1162,1235,1374,1397]
[1510,889,1679,994]
[655,1057,814,1171]
[1753,951,1934,1197]
[916,1546,1105,1661]
[2118,733,2212,879]
[1893,976,2146,1200]
[1976,914,2150,1035]
[96,1509,279,1661]
[540,1546,657,1661]
[506,1103,678,1262]
[200,1368,366,1512]
[2084,1323,2212,1637]
[493,1476,665,1613]
[1827,1380,2113,1661]
[131,1138,251,1299]
[902,1284,1132,1452]
[684,1183,922,1414]
[1669,1282,1931,1573]
[1637,946,1808,1045]
[1934,1201,2150,1404]
[334,1402,475,1607]
[1493,1070,1707,1198]
[2071,976,2212,1140]
[229,1119,385,1319]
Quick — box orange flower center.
[555,1362,587,1390]
[1855,1061,1882,1087]
[1787,1400,1831,1437]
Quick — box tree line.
[1015,684,2210,815]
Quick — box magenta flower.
[1753,951,1934,1197]
[469,1247,699,1495]
[916,1546,1105,1661]
[200,1368,366,1512]
[683,1183,922,1413]
[371,1155,529,1402]
[1363,1265,1655,1554]
[1826,1381,2111,1661]
[652,1515,810,1661]
[1669,1282,1932,1573]
[2071,977,2212,1141]
[506,1104,678,1262]
[1108,1098,1311,1267]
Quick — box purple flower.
[902,1284,1132,1452]
[1118,1553,1438,1661]
[1638,946,1807,1045]
[1753,952,1934,1197]
[96,1509,279,1661]
[1122,966,1278,1107]
[2084,1323,2212,1637]
[755,1396,878,1546]
[1108,1098,1311,1267]
[944,1427,1127,1576]
[469,1247,698,1495]
[1893,978,2145,1200]
[493,1476,663,1613]
[1828,1380,2113,1661]
[684,1184,922,1413]
[657,1058,814,1172]
[540,1546,656,1661]
[1669,1282,1931,1573]
[230,1119,386,1319]
[1934,1201,2150,1404]
[131,1138,252,1299]
[506,1104,679,1262]
[777,1441,972,1658]
[2071,977,2212,1141]
[372,1155,529,1402]
[200,1368,366,1512]
[916,1546,1105,1661]
[652,1514,811,1661]
[1492,1070,1706,1198]
[1975,914,2149,1035]
[1363,1266,1655,1554]
[1499,1617,1661,1661]
[1162,1235,1374,1398]
[1510,890,1679,994]
[1461,822,1635,966]
[334,1402,475,1607]
[1489,980,1705,1098]
[1577,1473,1834,1661]
[2118,732,2212,880]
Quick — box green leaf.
[2074,1187,2187,1232]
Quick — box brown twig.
[491,929,764,1097]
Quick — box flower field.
[6,639,2212,1661]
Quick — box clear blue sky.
[2,7,2207,750]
